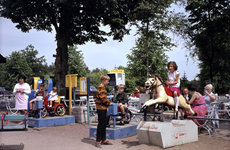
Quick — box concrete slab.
[90,124,137,140]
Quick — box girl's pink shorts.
[169,87,181,96]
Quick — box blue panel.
[28,116,75,128]
[47,78,53,94]
[37,79,43,90]
[36,100,43,109]
[107,74,116,86]
[90,125,137,140]
[108,103,117,115]
[28,90,36,111]
[87,77,91,95]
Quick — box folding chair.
[5,99,18,115]
[194,102,219,137]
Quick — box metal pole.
[73,87,76,106]
[87,94,90,125]
[185,116,230,121]
[69,78,72,115]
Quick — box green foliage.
[180,71,190,89]
[0,0,143,90]
[127,34,169,87]
[183,0,230,94]
[21,44,46,77]
[86,68,113,92]
[0,51,33,90]
[67,45,87,78]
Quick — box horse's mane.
[152,74,164,85]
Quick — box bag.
[164,85,173,97]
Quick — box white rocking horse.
[141,74,197,120]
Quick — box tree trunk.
[55,33,68,96]
[146,20,149,80]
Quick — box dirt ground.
[0,109,230,150]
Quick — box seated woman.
[203,84,216,112]
[133,88,139,98]
[204,84,219,128]
[183,83,207,126]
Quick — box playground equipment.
[90,103,137,140]
[27,77,75,128]
[1,112,28,131]
[41,96,66,118]
[107,70,125,86]
[141,74,196,120]
[136,120,198,148]
[107,104,132,127]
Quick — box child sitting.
[114,84,130,125]
[48,87,58,107]
[29,83,46,116]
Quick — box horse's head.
[145,74,164,90]
[145,75,157,90]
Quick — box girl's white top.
[13,83,31,110]
[167,71,180,88]
[48,91,58,100]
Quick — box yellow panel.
[33,77,40,90]
[80,77,87,95]
[55,96,61,103]
[65,74,78,87]
[109,70,124,73]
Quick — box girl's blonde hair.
[205,84,213,90]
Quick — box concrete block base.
[137,120,198,148]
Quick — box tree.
[181,0,230,94]
[0,51,33,89]
[127,34,169,87]
[67,45,87,78]
[0,0,142,94]
[21,45,46,77]
[180,71,189,89]
[85,68,113,92]
[130,0,178,79]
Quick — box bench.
[1,112,28,131]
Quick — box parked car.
[0,87,13,97]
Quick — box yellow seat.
[55,96,61,103]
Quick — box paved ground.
[0,108,230,150]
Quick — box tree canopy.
[127,33,169,87]
[182,0,230,94]
[0,0,142,93]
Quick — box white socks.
[174,97,178,112]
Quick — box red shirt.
[133,92,139,97]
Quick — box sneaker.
[101,140,113,145]
[95,142,102,148]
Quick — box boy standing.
[95,74,112,148]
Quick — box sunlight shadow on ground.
[81,137,95,147]
[121,140,140,148]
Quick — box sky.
[0,5,200,81]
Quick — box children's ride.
[41,96,66,118]
[141,74,197,118]
[108,106,132,127]
[1,111,28,131]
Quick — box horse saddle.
[164,85,173,97]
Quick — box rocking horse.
[141,74,197,121]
